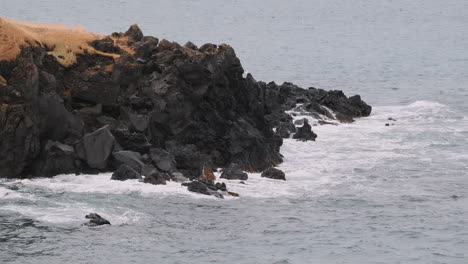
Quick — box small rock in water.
[261,167,286,181]
[388,117,397,121]
[451,195,460,199]
[83,213,111,227]
[385,123,390,126]
[292,119,317,141]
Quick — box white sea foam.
[1,101,466,224]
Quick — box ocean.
[1,0,467,263]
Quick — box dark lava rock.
[111,127,151,154]
[134,36,159,59]
[0,23,371,179]
[90,37,121,54]
[124,24,143,43]
[112,150,144,173]
[83,213,111,227]
[184,179,224,198]
[184,41,198,50]
[261,167,286,181]
[149,148,177,173]
[111,164,141,181]
[186,180,210,195]
[171,172,189,182]
[143,171,167,185]
[141,164,157,177]
[293,119,317,141]
[76,126,116,169]
[220,163,248,180]
[36,140,78,177]
[166,143,202,179]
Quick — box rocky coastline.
[0,19,371,197]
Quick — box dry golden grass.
[0,17,120,66]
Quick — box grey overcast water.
[1,0,467,263]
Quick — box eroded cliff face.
[0,21,371,179]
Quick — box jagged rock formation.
[0,20,371,184]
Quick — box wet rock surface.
[261,167,286,181]
[111,164,142,181]
[220,163,248,180]
[0,23,371,183]
[292,119,317,141]
[83,213,111,227]
[183,179,230,199]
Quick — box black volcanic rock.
[149,148,177,173]
[220,163,248,180]
[111,164,141,181]
[112,150,144,173]
[261,167,286,181]
[35,140,79,177]
[143,170,167,185]
[124,24,143,43]
[0,23,371,179]
[76,126,116,170]
[293,119,317,141]
[84,213,111,226]
[184,179,224,199]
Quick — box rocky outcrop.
[261,167,286,181]
[220,163,248,180]
[262,82,372,137]
[0,22,371,182]
[292,119,317,141]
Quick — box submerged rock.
[261,167,286,181]
[184,179,236,199]
[83,213,111,227]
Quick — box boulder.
[124,24,143,43]
[112,127,151,154]
[143,171,167,185]
[261,167,286,181]
[171,172,188,182]
[184,179,223,198]
[37,140,78,176]
[220,163,248,180]
[166,143,202,179]
[293,119,317,141]
[78,126,116,169]
[141,164,157,177]
[111,164,141,181]
[112,150,144,173]
[83,213,111,227]
[149,148,177,173]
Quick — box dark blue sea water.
[1,1,467,263]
